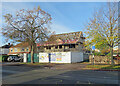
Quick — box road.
[1,63,120,85]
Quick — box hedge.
[0,55,9,62]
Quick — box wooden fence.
[89,55,120,64]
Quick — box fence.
[89,55,119,64]
[24,52,84,63]
[23,53,39,63]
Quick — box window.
[10,48,13,52]
[55,46,58,49]
[21,48,25,52]
[48,46,51,50]
[0,48,2,52]
[46,46,51,50]
[14,48,17,52]
[46,46,48,49]
[26,47,29,52]
[59,45,62,49]
[64,45,69,49]
[69,44,75,48]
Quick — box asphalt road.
[1,63,120,85]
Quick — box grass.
[0,55,2,62]
[86,65,120,70]
[86,65,110,69]
[101,65,120,70]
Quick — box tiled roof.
[0,44,13,48]
[37,31,85,47]
[10,42,29,48]
[37,39,78,46]
[8,52,30,55]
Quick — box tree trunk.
[31,44,34,63]
[110,46,114,65]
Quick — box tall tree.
[2,6,53,63]
[85,2,119,65]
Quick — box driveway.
[2,63,119,85]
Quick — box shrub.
[94,52,101,56]
[2,55,9,62]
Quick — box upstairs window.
[55,46,58,49]
[10,48,13,52]
[14,48,17,52]
[69,44,75,48]
[59,45,62,49]
[46,46,49,49]
[26,47,29,52]
[21,48,25,52]
[46,46,51,50]
[48,46,51,50]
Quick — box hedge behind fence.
[89,55,120,64]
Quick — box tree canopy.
[85,2,119,65]
[2,6,54,63]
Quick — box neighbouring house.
[37,31,85,53]
[0,43,13,55]
[8,42,31,57]
[113,47,120,57]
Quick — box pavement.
[1,62,120,85]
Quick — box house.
[35,31,87,63]
[113,47,120,57]
[8,42,31,57]
[37,31,85,53]
[0,43,13,55]
[22,31,89,63]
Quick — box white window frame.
[11,48,13,52]
[14,48,17,52]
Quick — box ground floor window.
[59,45,62,49]
[55,46,58,49]
[46,46,51,50]
[69,44,75,48]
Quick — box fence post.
[23,53,27,63]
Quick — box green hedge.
[0,55,9,62]
[0,55,2,62]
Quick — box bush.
[0,55,2,62]
[106,52,111,56]
[2,55,9,62]
[94,52,101,56]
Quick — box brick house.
[0,43,13,55]
[37,31,85,53]
[8,42,31,57]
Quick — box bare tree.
[2,6,53,63]
[85,2,119,65]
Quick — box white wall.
[50,52,71,63]
[71,52,83,63]
[23,53,27,63]
[0,48,9,55]
[38,52,84,63]
[39,53,49,63]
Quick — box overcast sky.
[0,1,108,46]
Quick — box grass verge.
[86,65,120,70]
